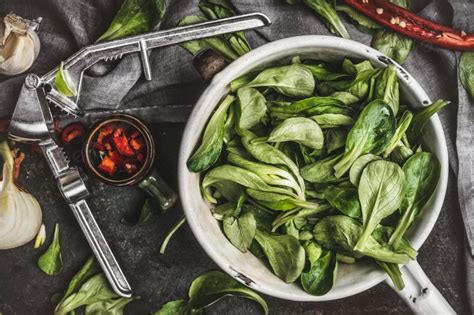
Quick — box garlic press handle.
[70,200,132,298]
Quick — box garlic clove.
[0,13,40,76]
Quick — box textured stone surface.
[0,123,470,314]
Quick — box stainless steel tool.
[8,13,271,297]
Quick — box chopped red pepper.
[97,156,116,177]
[108,150,124,167]
[123,159,139,176]
[97,123,115,144]
[93,122,147,179]
[61,122,86,144]
[93,143,105,151]
[113,128,135,157]
[136,152,145,163]
[130,130,140,139]
[129,136,144,151]
[343,0,474,51]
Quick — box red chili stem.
[343,0,474,51]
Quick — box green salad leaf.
[38,223,63,276]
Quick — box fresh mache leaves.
[301,0,350,39]
[198,0,251,56]
[154,270,268,315]
[191,56,436,296]
[407,99,449,143]
[240,129,306,193]
[383,111,413,158]
[187,95,235,172]
[304,63,348,81]
[460,52,474,98]
[38,223,63,276]
[301,153,342,184]
[311,113,354,128]
[271,96,349,117]
[178,16,239,61]
[372,29,413,64]
[389,152,440,248]
[355,160,405,251]
[228,152,304,198]
[349,154,382,186]
[324,185,361,218]
[202,165,299,203]
[300,241,338,296]
[313,215,410,264]
[334,100,396,178]
[255,229,305,283]
[390,143,414,165]
[267,117,324,150]
[335,4,382,33]
[97,0,166,42]
[374,65,400,116]
[237,87,267,129]
[223,207,256,252]
[377,261,405,290]
[238,61,315,98]
[246,189,321,211]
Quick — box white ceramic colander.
[178,36,454,314]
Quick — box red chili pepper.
[113,128,136,157]
[98,156,116,177]
[123,159,139,176]
[61,122,86,144]
[343,0,474,51]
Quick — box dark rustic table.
[0,122,470,314]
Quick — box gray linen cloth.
[0,0,472,311]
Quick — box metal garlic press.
[8,13,271,297]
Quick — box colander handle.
[385,260,456,314]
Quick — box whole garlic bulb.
[0,13,41,76]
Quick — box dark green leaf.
[38,223,63,276]
[324,186,361,218]
[55,274,118,315]
[349,154,382,186]
[334,100,396,178]
[187,95,235,172]
[153,299,203,315]
[85,296,139,315]
[313,215,410,264]
[301,246,337,296]
[389,152,440,248]
[242,63,315,98]
[355,160,405,251]
[374,65,400,115]
[460,52,474,98]
[407,99,449,143]
[223,211,256,252]
[268,117,324,150]
[188,271,269,314]
[178,16,239,60]
[98,0,166,41]
[237,87,267,129]
[372,30,413,64]
[301,153,342,184]
[302,0,350,38]
[198,0,251,56]
[254,229,305,283]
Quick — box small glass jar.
[83,114,177,210]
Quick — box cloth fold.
[0,0,472,311]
